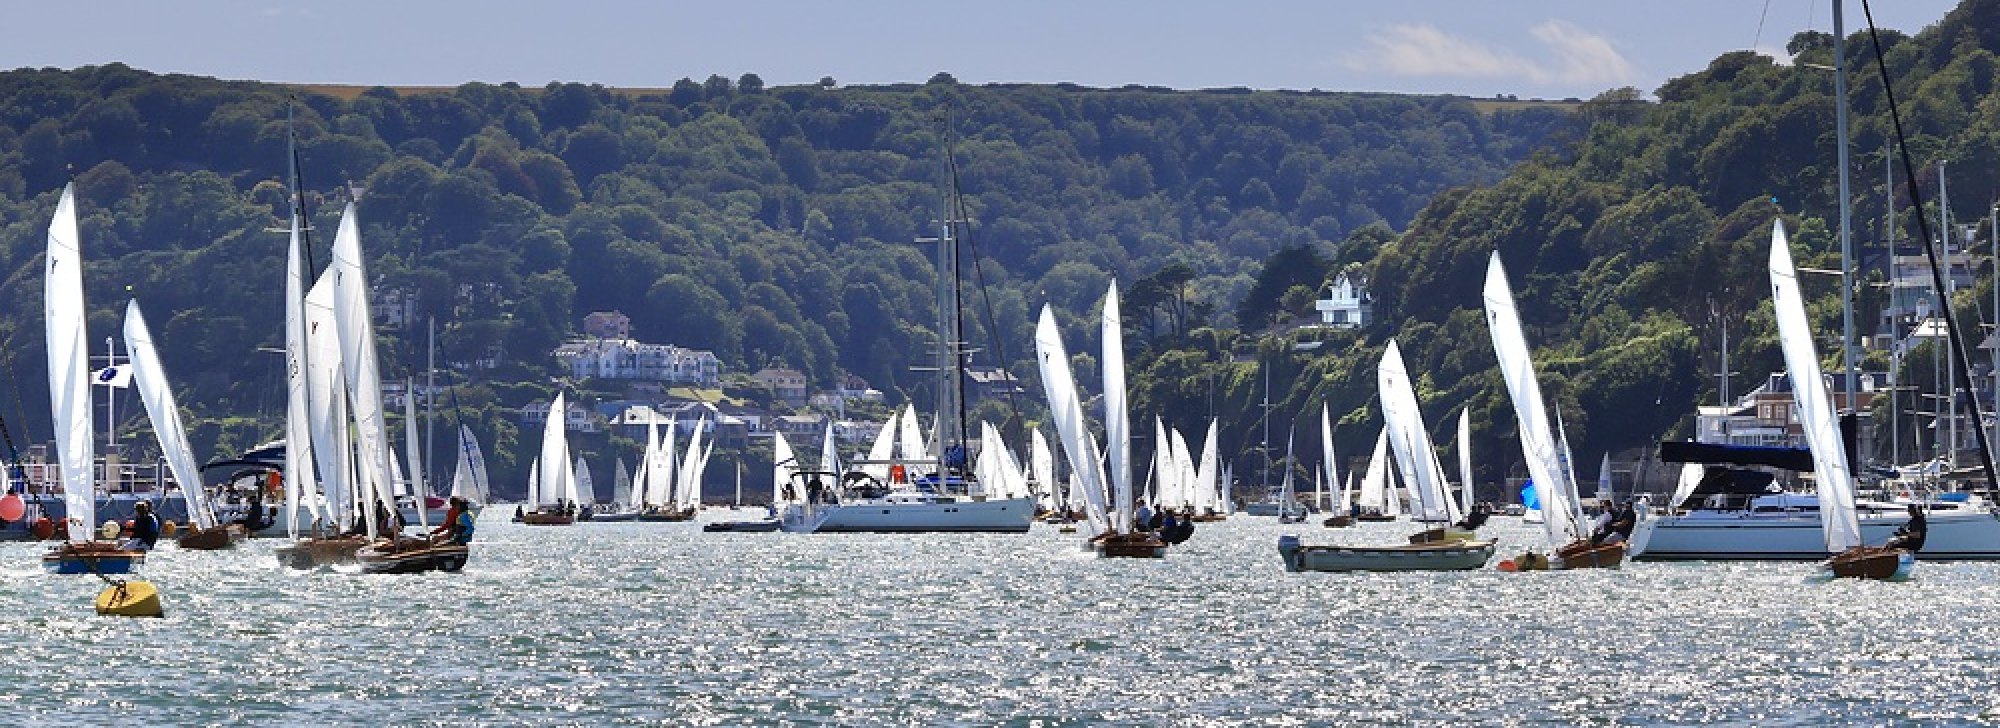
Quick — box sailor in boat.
[1455,503,1492,532]
[126,501,161,551]
[1592,501,1636,545]
[430,496,474,545]
[1134,502,1153,532]
[1885,504,1927,553]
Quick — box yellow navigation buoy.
[95,581,163,618]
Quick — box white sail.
[330,204,392,538]
[1555,410,1587,530]
[1596,452,1613,505]
[1377,340,1459,523]
[526,456,541,507]
[897,404,927,464]
[282,215,316,538]
[536,392,569,507]
[1358,427,1389,514]
[450,424,490,506]
[612,457,631,507]
[1457,408,1474,513]
[1768,220,1863,552]
[44,185,95,542]
[1170,426,1195,512]
[1482,252,1585,545]
[304,271,348,527]
[1319,403,1340,511]
[652,419,677,507]
[1102,280,1132,534]
[819,421,841,476]
[679,419,706,510]
[403,378,427,527]
[124,300,217,530]
[573,456,594,506]
[1034,304,1109,537]
[635,419,658,507]
[1030,429,1055,510]
[1670,462,1703,511]
[1196,419,1220,514]
[865,411,896,483]
[772,431,800,505]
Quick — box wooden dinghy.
[1278,534,1494,573]
[1504,540,1628,571]
[1407,527,1478,544]
[176,524,247,551]
[1322,515,1354,528]
[1094,532,1167,559]
[275,535,368,570]
[1823,546,1913,580]
[355,538,470,575]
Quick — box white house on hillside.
[1313,271,1371,329]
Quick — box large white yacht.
[778,471,1034,533]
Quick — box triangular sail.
[330,203,392,538]
[1319,403,1340,512]
[536,393,569,507]
[124,300,217,530]
[573,456,594,506]
[1034,304,1109,537]
[44,184,94,543]
[282,215,316,538]
[451,424,490,506]
[772,431,800,505]
[1482,252,1584,545]
[1768,221,1863,552]
[1102,280,1131,534]
[1358,427,1389,513]
[1377,340,1459,523]
[1457,408,1474,513]
[304,270,348,528]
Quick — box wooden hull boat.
[1322,515,1354,528]
[1094,532,1167,559]
[1407,527,1477,544]
[636,508,695,522]
[1278,534,1495,573]
[176,524,246,550]
[519,511,575,526]
[1824,546,1914,580]
[1508,540,1628,571]
[355,539,470,574]
[1187,513,1227,523]
[1554,539,1627,569]
[275,535,368,570]
[1356,513,1398,523]
[44,541,145,574]
[703,519,780,532]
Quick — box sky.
[0,1,1965,100]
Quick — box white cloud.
[1341,20,1638,88]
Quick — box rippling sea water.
[4,510,1999,726]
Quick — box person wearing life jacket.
[126,501,161,551]
[431,496,466,544]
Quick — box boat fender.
[31,517,54,540]
[0,493,22,522]
[100,521,123,540]
[161,521,179,538]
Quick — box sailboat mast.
[1834,0,1857,405]
[426,317,436,493]
[932,116,970,480]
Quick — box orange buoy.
[1497,560,1518,572]
[30,517,54,540]
[0,493,23,522]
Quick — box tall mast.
[1834,1,1858,407]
